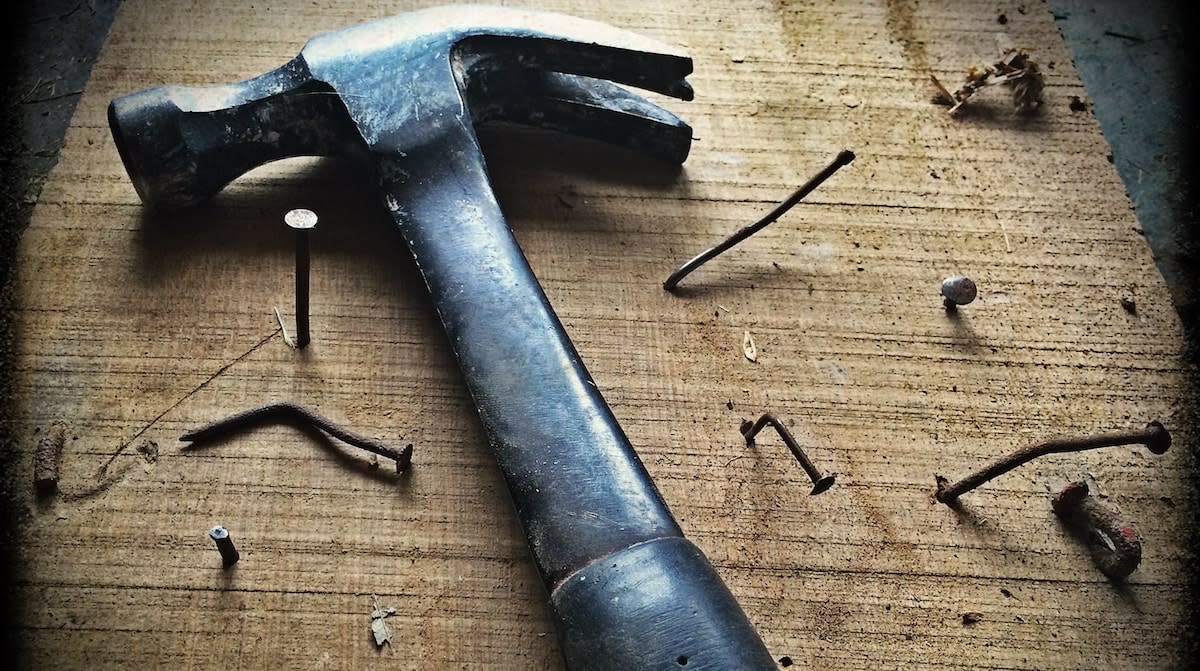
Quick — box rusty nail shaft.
[209,525,240,566]
[285,209,318,348]
[935,421,1170,503]
[663,149,855,291]
[741,413,836,495]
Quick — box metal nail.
[209,525,240,566]
[941,275,977,310]
[663,149,856,291]
[285,208,318,348]
[935,421,1170,503]
[740,413,836,495]
[1051,481,1142,580]
[181,401,414,472]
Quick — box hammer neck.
[378,134,683,589]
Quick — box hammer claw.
[471,71,693,164]
[459,36,693,103]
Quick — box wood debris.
[930,49,1044,115]
[742,330,758,362]
[370,595,397,647]
[273,306,295,348]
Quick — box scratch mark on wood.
[97,327,282,477]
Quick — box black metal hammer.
[108,6,777,669]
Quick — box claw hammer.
[108,6,777,669]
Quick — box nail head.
[1144,420,1171,454]
[941,275,977,306]
[285,208,318,230]
[809,473,837,496]
[1051,480,1090,510]
[209,525,240,566]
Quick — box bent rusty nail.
[663,149,855,291]
[740,413,836,495]
[181,401,413,472]
[935,421,1169,503]
[1051,481,1142,579]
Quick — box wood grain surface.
[11,0,1196,668]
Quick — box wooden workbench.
[12,0,1195,668]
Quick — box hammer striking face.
[109,6,778,669]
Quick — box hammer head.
[108,5,694,208]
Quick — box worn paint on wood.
[11,0,1195,669]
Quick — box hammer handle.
[387,145,680,586]
[385,138,777,669]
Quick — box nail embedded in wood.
[1052,481,1142,579]
[209,525,240,566]
[180,401,413,472]
[935,421,1170,503]
[34,422,67,494]
[940,275,977,310]
[740,413,836,495]
[662,149,855,290]
[285,208,318,349]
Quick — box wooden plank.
[12,0,1194,668]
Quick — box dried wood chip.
[370,595,396,647]
[274,306,295,348]
[371,618,393,647]
[742,330,758,362]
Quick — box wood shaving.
[370,595,396,647]
[274,306,295,348]
[931,48,1043,115]
[742,330,758,362]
